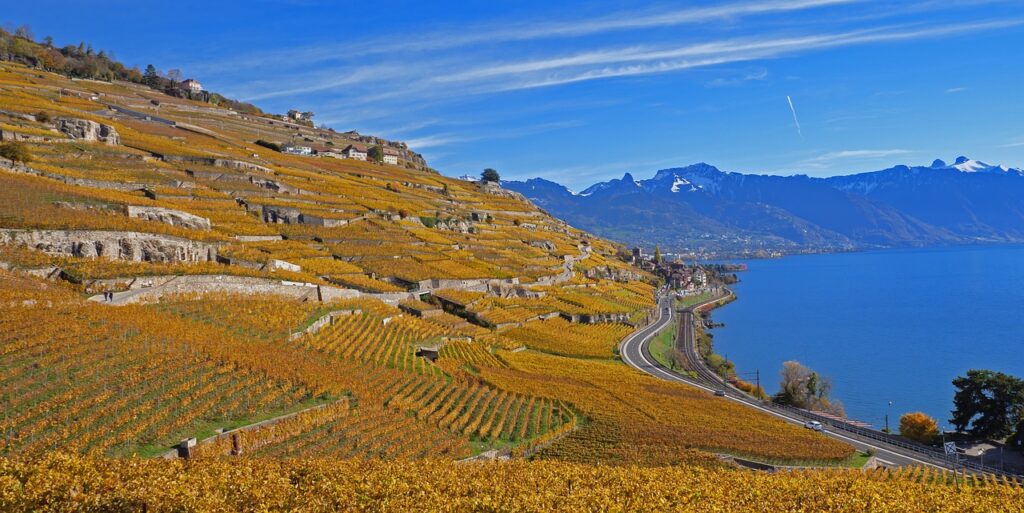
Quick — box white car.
[804,421,823,432]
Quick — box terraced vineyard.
[482,350,855,465]
[0,281,310,457]
[0,55,914,476]
[502,318,632,357]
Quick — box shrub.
[419,216,437,228]
[481,168,500,182]
[35,110,51,123]
[254,140,281,152]
[900,412,939,444]
[0,142,32,163]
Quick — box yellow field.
[0,454,1020,513]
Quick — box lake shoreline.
[707,244,1024,429]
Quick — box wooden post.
[230,433,242,456]
[177,438,196,459]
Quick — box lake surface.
[711,244,1024,430]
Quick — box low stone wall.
[158,155,273,175]
[111,275,326,304]
[416,277,520,292]
[85,274,180,293]
[1,156,147,192]
[233,235,283,242]
[126,206,211,230]
[0,229,218,263]
[288,309,362,341]
[560,311,632,324]
[0,129,71,144]
[317,285,370,303]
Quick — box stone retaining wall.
[126,206,211,230]
[0,229,218,263]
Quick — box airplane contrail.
[786,95,802,138]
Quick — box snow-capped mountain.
[944,156,1023,174]
[503,157,1024,254]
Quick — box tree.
[900,412,939,443]
[14,25,33,41]
[654,245,662,264]
[143,64,160,88]
[368,145,384,164]
[10,38,34,60]
[951,369,1024,439]
[43,35,53,48]
[773,360,844,416]
[38,48,65,71]
[0,142,32,163]
[166,68,182,84]
[481,168,500,183]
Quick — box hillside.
[0,60,858,466]
[1,40,1022,511]
[505,159,1024,257]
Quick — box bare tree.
[776,360,844,416]
[14,25,33,41]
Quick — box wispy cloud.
[707,68,769,87]
[228,18,1022,104]
[191,0,862,75]
[474,19,1024,92]
[405,121,584,151]
[945,87,968,93]
[186,2,1024,163]
[801,149,914,167]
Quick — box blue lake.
[711,244,1024,430]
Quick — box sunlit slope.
[0,61,853,464]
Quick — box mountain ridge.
[504,157,1024,256]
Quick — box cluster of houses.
[281,143,400,165]
[630,247,708,291]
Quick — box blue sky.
[7,0,1024,189]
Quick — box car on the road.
[714,390,726,397]
[804,420,824,432]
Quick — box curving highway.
[620,291,958,470]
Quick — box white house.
[342,144,368,161]
[692,268,707,287]
[282,144,313,156]
[382,147,400,165]
[181,79,203,93]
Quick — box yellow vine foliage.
[0,455,1021,513]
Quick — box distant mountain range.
[503,157,1024,256]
